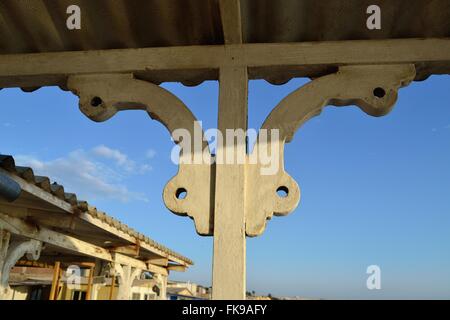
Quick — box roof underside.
[1,0,449,87]
[1,0,449,54]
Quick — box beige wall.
[10,286,28,300]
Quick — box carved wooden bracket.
[67,65,415,237]
[67,74,213,235]
[112,262,142,300]
[0,230,42,299]
[246,64,416,236]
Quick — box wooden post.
[108,274,116,300]
[212,66,248,300]
[85,266,94,300]
[49,261,61,300]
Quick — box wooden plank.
[49,261,60,301]
[167,264,187,272]
[0,45,224,87]
[0,212,112,261]
[113,252,168,276]
[239,39,450,68]
[16,260,53,268]
[37,256,96,265]
[219,0,243,44]
[146,257,169,267]
[112,253,146,271]
[145,263,168,276]
[1,39,450,87]
[110,245,139,257]
[109,273,116,300]
[212,66,248,300]
[85,266,94,300]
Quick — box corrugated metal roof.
[1,0,449,87]
[241,0,450,43]
[1,0,449,55]
[0,0,223,54]
[0,154,193,265]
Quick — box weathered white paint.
[114,263,142,300]
[153,273,168,300]
[0,232,42,300]
[212,66,248,300]
[0,39,449,88]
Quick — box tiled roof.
[0,154,193,265]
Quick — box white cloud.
[92,145,151,173]
[138,164,152,174]
[93,145,128,164]
[14,149,150,203]
[146,149,156,159]
[92,145,132,171]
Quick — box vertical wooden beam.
[219,0,243,44]
[85,266,94,300]
[58,268,63,300]
[154,273,168,300]
[0,229,11,300]
[212,66,248,299]
[108,273,116,300]
[49,261,61,300]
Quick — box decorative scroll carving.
[67,74,214,236]
[245,64,416,236]
[68,65,415,238]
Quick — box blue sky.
[1,75,449,299]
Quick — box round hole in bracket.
[276,186,289,198]
[175,188,187,200]
[90,96,103,107]
[373,87,386,98]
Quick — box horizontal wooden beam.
[113,252,168,276]
[238,38,450,68]
[16,260,53,269]
[0,212,112,261]
[36,256,97,266]
[1,38,450,88]
[110,245,140,257]
[167,264,187,272]
[147,262,168,276]
[146,257,169,267]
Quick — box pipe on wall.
[0,173,21,202]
